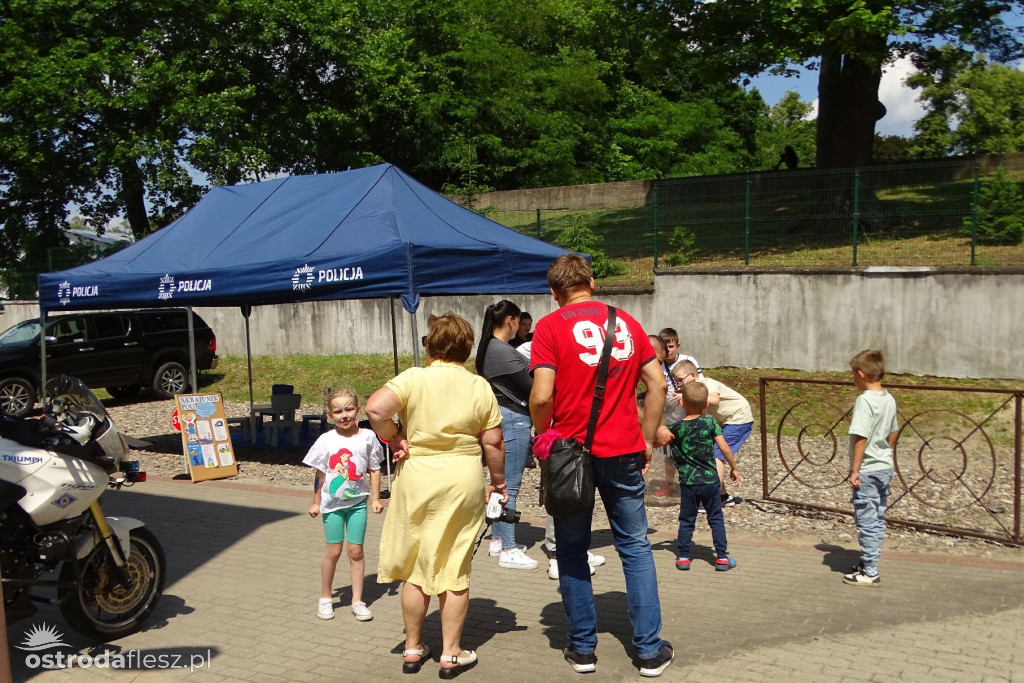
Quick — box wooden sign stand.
[174,392,240,482]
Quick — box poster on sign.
[174,393,239,482]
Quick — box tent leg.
[186,306,198,393]
[411,311,420,367]
[390,298,399,377]
[244,307,255,442]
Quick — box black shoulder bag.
[540,306,617,518]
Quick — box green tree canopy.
[675,0,1024,168]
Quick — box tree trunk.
[120,160,151,240]
[815,46,886,169]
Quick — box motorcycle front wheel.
[58,527,166,641]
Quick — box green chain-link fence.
[488,158,1024,287]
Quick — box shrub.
[664,226,699,266]
[962,166,1024,245]
[555,217,626,278]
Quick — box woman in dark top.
[475,300,539,570]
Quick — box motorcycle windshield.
[45,375,109,423]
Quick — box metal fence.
[489,158,1024,286]
[759,377,1023,546]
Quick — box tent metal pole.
[39,311,47,403]
[243,305,255,442]
[411,311,420,367]
[390,298,399,377]
[186,306,198,393]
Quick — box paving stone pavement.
[6,479,1023,682]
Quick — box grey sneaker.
[639,642,674,677]
[563,646,597,673]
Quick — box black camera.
[485,492,521,524]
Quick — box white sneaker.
[498,547,539,570]
[350,601,373,621]
[490,540,525,557]
[317,597,334,620]
[547,558,596,579]
[587,552,606,567]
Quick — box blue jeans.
[494,406,531,549]
[553,453,664,659]
[677,481,728,558]
[851,470,893,570]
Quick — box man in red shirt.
[530,254,673,677]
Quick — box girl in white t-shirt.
[303,387,384,621]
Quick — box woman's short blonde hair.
[425,312,474,363]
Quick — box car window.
[92,315,128,340]
[0,321,40,347]
[51,318,88,343]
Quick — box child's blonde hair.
[671,360,699,381]
[850,350,885,381]
[326,386,359,413]
[681,382,708,413]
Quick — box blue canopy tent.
[37,163,573,424]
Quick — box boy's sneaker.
[563,646,597,673]
[715,557,738,572]
[350,601,373,621]
[316,597,334,620]
[843,568,880,586]
[675,556,691,571]
[489,540,525,557]
[547,558,596,579]
[587,551,606,567]
[639,641,674,677]
[721,494,738,507]
[499,547,539,570]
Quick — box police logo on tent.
[292,264,314,291]
[158,274,176,301]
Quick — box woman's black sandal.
[438,650,477,679]
[402,645,431,674]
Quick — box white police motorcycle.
[0,375,165,640]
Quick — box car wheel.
[0,377,36,417]
[107,385,142,400]
[152,362,189,399]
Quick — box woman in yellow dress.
[366,313,505,679]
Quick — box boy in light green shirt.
[844,349,899,586]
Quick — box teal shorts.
[322,502,368,545]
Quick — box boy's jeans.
[851,470,893,570]
[677,481,728,558]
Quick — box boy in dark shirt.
[657,381,740,572]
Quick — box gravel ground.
[108,397,1024,563]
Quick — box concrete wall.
[4,267,1022,379]
[652,267,1024,379]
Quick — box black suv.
[0,309,218,416]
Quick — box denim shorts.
[714,421,753,462]
[322,501,368,545]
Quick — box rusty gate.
[760,378,1023,545]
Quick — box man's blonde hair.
[547,254,592,298]
[850,349,885,381]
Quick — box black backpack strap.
[583,306,616,454]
